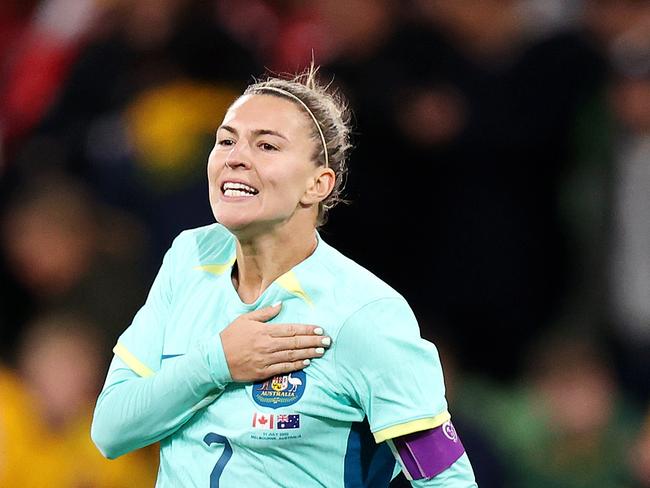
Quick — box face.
[21,326,102,428]
[208,94,326,235]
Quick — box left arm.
[334,297,477,487]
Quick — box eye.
[217,138,235,147]
[259,142,278,151]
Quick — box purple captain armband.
[388,421,465,480]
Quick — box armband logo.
[442,421,459,442]
[252,371,306,409]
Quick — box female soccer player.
[92,68,477,487]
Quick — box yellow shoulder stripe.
[373,411,451,443]
[276,270,313,307]
[195,256,236,276]
[113,342,155,378]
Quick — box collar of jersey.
[195,231,324,308]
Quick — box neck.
[232,220,318,304]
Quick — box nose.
[224,141,252,170]
[224,158,249,170]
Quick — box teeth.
[224,189,255,197]
[222,182,258,195]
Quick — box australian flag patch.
[276,414,300,430]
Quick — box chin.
[212,202,293,237]
[213,209,260,234]
[215,215,252,232]
[211,202,247,226]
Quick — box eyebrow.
[218,125,289,141]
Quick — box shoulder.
[0,366,34,434]
[168,223,236,267]
[0,367,27,408]
[313,238,406,311]
[304,238,419,340]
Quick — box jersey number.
[203,433,232,488]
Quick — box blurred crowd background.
[0,0,649,486]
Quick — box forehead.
[221,94,311,136]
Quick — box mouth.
[221,181,260,198]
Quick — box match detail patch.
[388,421,465,480]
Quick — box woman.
[91,68,477,487]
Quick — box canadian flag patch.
[252,412,274,430]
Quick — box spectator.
[0,171,147,360]
[500,332,641,487]
[603,11,650,403]
[0,312,158,487]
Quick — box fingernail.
[272,301,282,308]
[313,327,324,335]
[315,347,325,354]
[303,359,311,366]
[321,337,331,347]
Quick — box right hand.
[220,303,331,382]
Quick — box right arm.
[91,304,329,459]
[91,333,230,459]
[91,234,217,459]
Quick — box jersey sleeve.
[92,232,232,459]
[334,297,450,442]
[111,234,178,375]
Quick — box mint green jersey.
[92,224,476,487]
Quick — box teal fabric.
[92,224,476,487]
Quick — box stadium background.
[0,0,649,486]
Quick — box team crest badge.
[252,371,306,409]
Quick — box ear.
[301,167,336,205]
